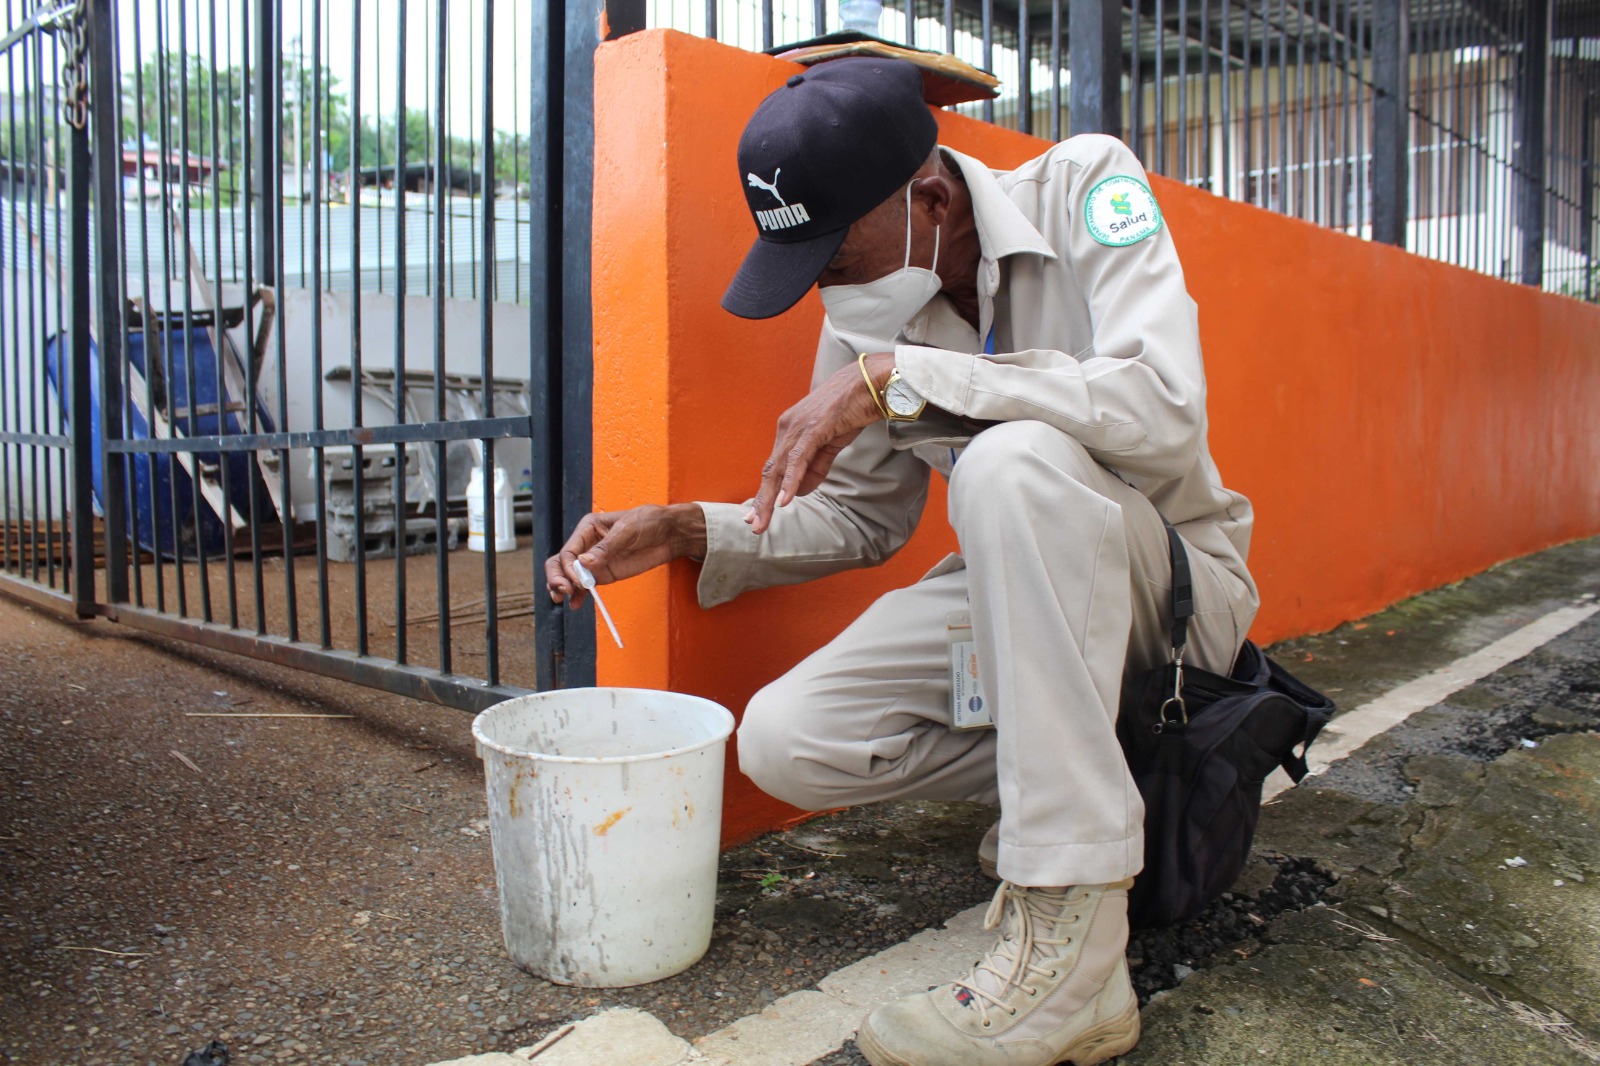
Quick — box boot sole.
[855,997,1141,1066]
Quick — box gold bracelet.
[858,352,891,420]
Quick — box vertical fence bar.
[349,0,368,656]
[1178,0,1189,183]
[1371,0,1407,246]
[179,0,216,622]
[1256,0,1267,205]
[529,0,564,690]
[1274,0,1286,212]
[113,0,142,609]
[242,0,265,633]
[1200,0,1211,189]
[393,0,409,664]
[480,0,500,687]
[1070,0,1122,137]
[1355,0,1365,236]
[0,13,8,582]
[1583,95,1595,302]
[1050,0,1062,140]
[90,0,128,608]
[1222,0,1232,198]
[1450,0,1464,269]
[206,0,238,629]
[0,9,10,582]
[1241,0,1252,203]
[255,3,278,288]
[310,0,331,646]
[562,0,599,687]
[1309,0,1321,223]
[272,0,298,641]
[1516,0,1550,286]
[1131,0,1142,155]
[433,0,452,675]
[26,27,44,585]
[1292,0,1304,217]
[982,0,994,124]
[48,30,63,593]
[3,6,16,584]
[66,18,93,614]
[1155,0,1165,171]
[130,2,165,612]
[1018,0,1031,136]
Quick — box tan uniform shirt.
[697,134,1257,615]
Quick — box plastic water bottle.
[467,453,517,553]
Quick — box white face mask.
[819,183,941,345]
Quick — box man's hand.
[545,503,707,606]
[747,352,893,535]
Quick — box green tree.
[119,47,347,175]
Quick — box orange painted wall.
[592,30,1600,845]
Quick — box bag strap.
[1158,516,1320,785]
[1161,517,1194,657]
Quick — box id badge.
[947,610,993,731]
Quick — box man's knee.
[736,680,825,810]
[950,420,1099,514]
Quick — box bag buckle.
[1156,647,1188,728]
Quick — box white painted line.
[687,902,993,1066]
[678,599,1600,1065]
[1262,601,1600,802]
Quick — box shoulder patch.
[1083,175,1163,247]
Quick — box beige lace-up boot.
[856,879,1139,1066]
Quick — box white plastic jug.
[472,689,735,987]
[466,460,516,553]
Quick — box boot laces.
[953,882,1082,1028]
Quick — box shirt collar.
[940,146,1058,263]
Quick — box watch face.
[886,378,922,417]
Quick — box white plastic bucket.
[472,688,735,987]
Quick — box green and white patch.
[1083,175,1163,247]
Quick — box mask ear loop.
[904,181,942,275]
[902,183,914,270]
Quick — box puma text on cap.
[722,58,937,320]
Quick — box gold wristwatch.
[882,368,926,422]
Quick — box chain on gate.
[57,1,88,130]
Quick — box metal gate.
[0,0,598,710]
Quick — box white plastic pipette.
[571,560,625,649]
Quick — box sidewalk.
[2,537,1598,1065]
[441,534,1600,1066]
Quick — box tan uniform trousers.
[736,420,1257,888]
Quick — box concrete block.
[512,1008,694,1066]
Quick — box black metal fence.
[651,0,1600,300]
[1,0,1595,715]
[0,0,598,710]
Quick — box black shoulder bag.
[1116,520,1335,930]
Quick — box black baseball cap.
[722,58,938,320]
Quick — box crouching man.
[546,58,1258,1066]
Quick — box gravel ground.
[0,595,997,1066]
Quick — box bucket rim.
[470,687,736,765]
